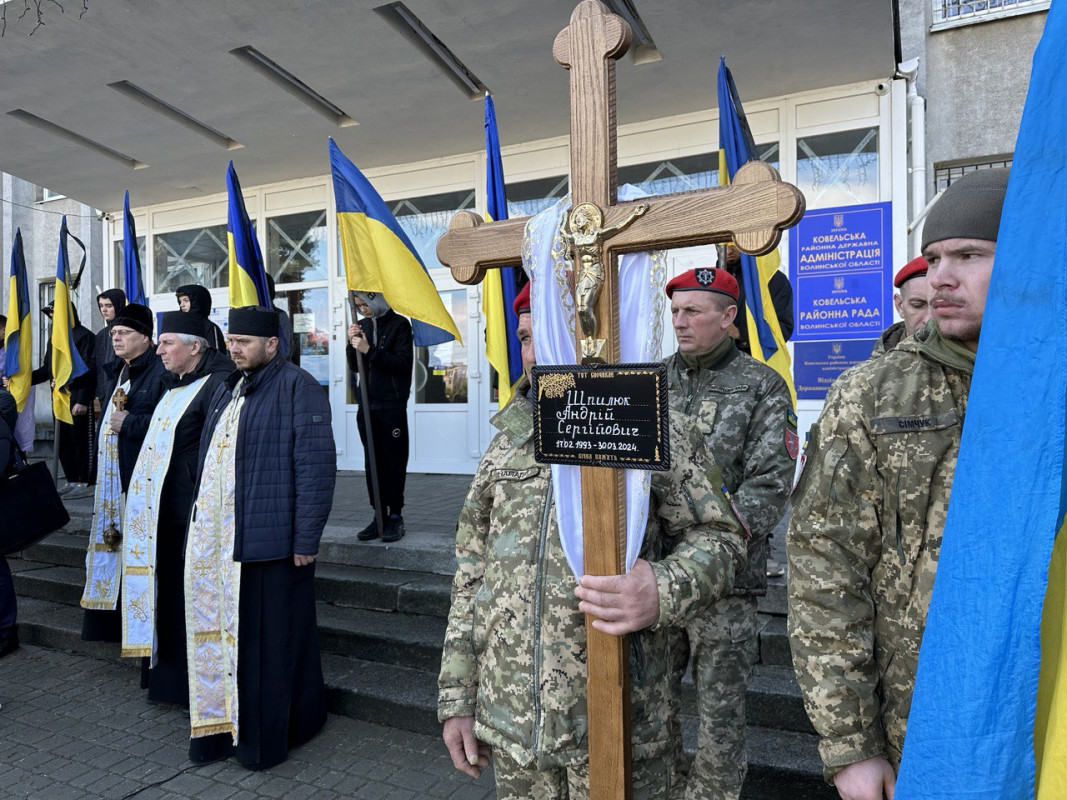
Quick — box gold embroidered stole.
[121,376,211,659]
[81,378,130,610]
[185,384,245,741]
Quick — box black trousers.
[58,407,96,485]
[356,406,409,515]
[189,558,326,770]
[139,518,190,706]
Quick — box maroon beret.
[665,268,740,301]
[894,256,929,289]
[513,282,531,315]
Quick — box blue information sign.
[791,202,892,342]
[794,340,878,400]
[790,202,892,399]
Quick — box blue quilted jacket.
[195,353,336,561]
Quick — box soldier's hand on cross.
[574,558,660,635]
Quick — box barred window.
[932,0,1049,28]
[934,157,1013,192]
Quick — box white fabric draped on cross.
[521,186,667,578]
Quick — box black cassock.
[189,558,327,770]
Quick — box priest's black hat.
[228,306,279,338]
[158,310,208,339]
[112,303,153,338]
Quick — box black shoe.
[381,515,405,543]
[0,626,19,658]
[357,518,380,541]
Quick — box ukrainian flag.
[122,190,147,306]
[329,138,461,347]
[482,94,523,406]
[893,8,1066,798]
[717,56,796,407]
[226,162,271,308]
[51,216,88,425]
[3,228,32,411]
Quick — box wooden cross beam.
[436,2,804,797]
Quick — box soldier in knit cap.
[788,167,1010,800]
[663,267,796,800]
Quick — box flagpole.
[349,292,385,541]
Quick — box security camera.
[875,81,891,96]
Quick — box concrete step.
[17,531,90,569]
[10,561,85,606]
[759,614,792,668]
[756,578,787,618]
[315,563,451,618]
[15,596,139,666]
[316,524,457,576]
[316,604,447,673]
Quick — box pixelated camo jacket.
[438,390,746,770]
[787,326,971,776]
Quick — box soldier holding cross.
[438,283,747,797]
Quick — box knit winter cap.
[921,168,1010,251]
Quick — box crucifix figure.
[436,1,804,796]
[566,201,649,361]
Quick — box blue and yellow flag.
[893,8,1063,798]
[717,56,796,407]
[482,94,523,406]
[3,228,32,411]
[122,190,147,306]
[51,216,88,425]
[329,138,461,347]
[226,162,271,308]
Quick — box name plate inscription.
[531,363,669,471]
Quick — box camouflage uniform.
[665,337,796,800]
[869,320,907,359]
[438,381,746,799]
[787,324,973,780]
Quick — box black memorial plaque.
[531,363,669,471]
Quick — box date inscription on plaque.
[531,363,669,471]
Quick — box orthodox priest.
[185,306,335,769]
[120,311,233,706]
[81,303,168,642]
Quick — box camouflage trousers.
[671,594,759,800]
[491,749,677,799]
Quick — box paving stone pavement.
[0,645,495,800]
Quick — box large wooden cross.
[437,2,804,796]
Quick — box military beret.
[894,256,929,289]
[665,268,740,301]
[922,168,1010,251]
[228,306,279,338]
[513,282,531,315]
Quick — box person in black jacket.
[185,306,335,769]
[175,283,227,351]
[94,288,126,408]
[346,291,413,543]
[722,244,794,355]
[83,303,168,643]
[0,388,19,658]
[31,303,97,494]
[119,311,234,706]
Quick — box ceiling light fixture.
[109,81,243,150]
[373,2,488,100]
[230,45,357,128]
[601,0,661,65]
[7,109,147,169]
